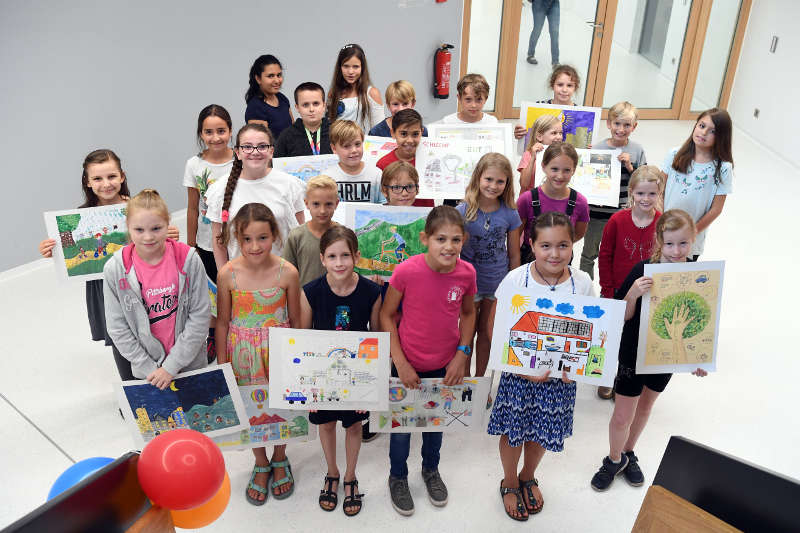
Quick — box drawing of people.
[94,233,104,257]
[388,226,407,261]
[462,386,473,402]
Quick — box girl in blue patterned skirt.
[487,212,595,522]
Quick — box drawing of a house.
[357,338,379,359]
[327,359,352,387]
[508,312,593,372]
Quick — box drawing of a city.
[369,377,491,433]
[268,328,391,411]
[115,365,248,448]
[489,284,625,387]
[213,385,315,450]
[637,261,724,374]
[535,148,622,207]
[415,138,492,198]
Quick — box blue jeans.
[528,0,560,64]
[389,366,447,478]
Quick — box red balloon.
[137,429,225,510]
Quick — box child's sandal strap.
[342,480,364,516]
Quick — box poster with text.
[534,148,622,207]
[44,204,128,281]
[369,377,491,433]
[415,138,494,199]
[428,123,514,161]
[637,261,724,374]
[489,283,625,387]
[519,101,602,149]
[268,328,391,411]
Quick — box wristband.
[457,345,472,357]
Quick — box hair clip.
[341,44,355,50]
[221,210,229,222]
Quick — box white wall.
[0,0,463,272]
[728,0,799,166]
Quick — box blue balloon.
[47,457,115,500]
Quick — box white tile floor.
[2,120,799,532]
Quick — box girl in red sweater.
[598,166,663,298]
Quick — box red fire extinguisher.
[434,44,455,99]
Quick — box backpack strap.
[531,187,542,218]
[565,188,578,217]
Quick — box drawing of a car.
[284,391,307,404]
[695,274,709,283]
[327,391,341,401]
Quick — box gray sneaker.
[421,469,448,506]
[388,476,414,516]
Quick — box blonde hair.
[651,209,696,263]
[306,175,338,196]
[329,119,364,146]
[456,73,490,99]
[385,80,416,104]
[127,189,170,224]
[462,153,515,221]
[524,114,563,152]
[608,101,638,122]
[381,161,419,188]
[626,165,663,208]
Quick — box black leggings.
[112,343,135,381]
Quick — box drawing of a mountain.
[251,413,287,425]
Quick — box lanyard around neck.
[304,126,320,155]
[525,263,575,294]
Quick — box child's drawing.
[208,278,217,317]
[534,148,622,207]
[268,328,391,411]
[44,204,128,281]
[363,136,397,166]
[344,203,432,279]
[637,261,724,374]
[489,283,625,387]
[115,364,248,449]
[369,377,491,433]
[213,385,315,450]
[272,154,340,183]
[428,123,514,161]
[415,138,494,199]
[519,101,602,149]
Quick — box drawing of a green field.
[353,210,428,277]
[55,206,127,277]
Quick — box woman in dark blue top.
[244,54,293,139]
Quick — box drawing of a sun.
[510,294,530,314]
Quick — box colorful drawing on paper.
[272,154,340,183]
[44,204,128,281]
[115,364,248,449]
[213,385,315,450]
[344,203,432,279]
[489,282,625,386]
[415,138,493,198]
[363,136,397,166]
[637,261,724,374]
[428,123,514,160]
[519,101,602,149]
[534,148,622,207]
[208,278,217,317]
[268,328,391,411]
[369,377,491,433]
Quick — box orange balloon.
[170,472,231,529]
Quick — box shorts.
[613,364,672,397]
[195,246,218,284]
[309,410,368,428]
[474,293,497,302]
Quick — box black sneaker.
[389,476,414,516]
[590,455,629,491]
[421,469,448,506]
[362,421,378,442]
[526,55,538,65]
[622,451,645,486]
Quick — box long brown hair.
[319,225,358,257]
[80,149,131,208]
[232,203,282,249]
[671,108,733,185]
[326,43,373,124]
[462,153,516,221]
[651,209,696,263]
[217,123,274,248]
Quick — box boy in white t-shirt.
[439,73,499,125]
[323,120,383,203]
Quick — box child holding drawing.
[38,150,177,381]
[589,209,707,492]
[487,212,594,522]
[518,115,563,192]
[299,226,382,517]
[520,65,582,150]
[380,206,476,516]
[216,203,300,505]
[456,153,521,377]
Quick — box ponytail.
[217,155,243,248]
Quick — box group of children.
[36,45,734,522]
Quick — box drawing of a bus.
[284,391,307,404]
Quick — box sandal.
[342,479,364,517]
[519,477,543,514]
[270,459,295,500]
[319,474,339,512]
[499,481,528,522]
[245,464,271,506]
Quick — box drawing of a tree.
[650,291,711,364]
[56,214,81,248]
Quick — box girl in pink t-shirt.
[379,206,477,515]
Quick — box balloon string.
[0,391,76,464]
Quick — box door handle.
[585,21,604,28]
